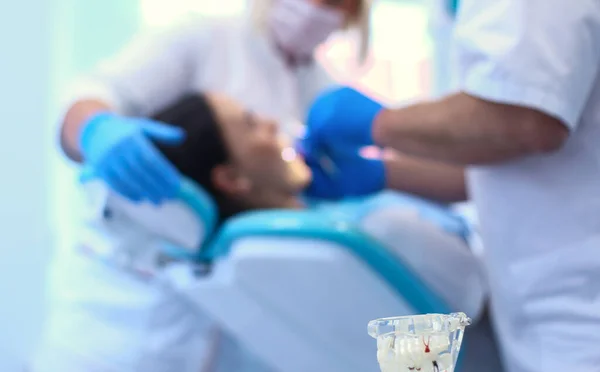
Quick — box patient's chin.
[287,159,312,189]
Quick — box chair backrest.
[79,168,218,259]
[204,201,458,314]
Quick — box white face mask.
[269,0,344,60]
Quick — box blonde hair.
[250,0,372,64]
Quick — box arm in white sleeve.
[455,0,600,130]
[66,15,213,117]
[373,0,600,164]
[58,16,214,161]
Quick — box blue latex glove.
[305,86,384,152]
[298,139,386,200]
[300,86,386,200]
[79,112,185,204]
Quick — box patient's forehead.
[204,93,251,156]
[205,93,244,125]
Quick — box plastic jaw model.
[368,313,471,372]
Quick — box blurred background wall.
[0,1,52,370]
[0,0,453,369]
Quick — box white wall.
[0,1,52,371]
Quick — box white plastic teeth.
[376,334,453,372]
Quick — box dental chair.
[81,172,503,372]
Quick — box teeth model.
[376,333,453,372]
[369,313,471,372]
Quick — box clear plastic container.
[368,313,471,372]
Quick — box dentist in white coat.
[302,0,600,371]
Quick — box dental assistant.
[304,0,600,371]
[59,0,371,204]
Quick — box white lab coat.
[454,0,600,371]
[65,14,334,131]
[35,14,334,372]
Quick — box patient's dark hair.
[151,94,246,224]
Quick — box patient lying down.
[151,94,485,315]
[152,93,466,224]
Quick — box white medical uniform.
[33,14,334,372]
[454,1,600,371]
[66,14,334,131]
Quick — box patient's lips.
[281,146,299,162]
[278,134,302,163]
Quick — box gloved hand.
[305,86,384,152]
[79,112,185,204]
[298,139,386,200]
[300,86,386,200]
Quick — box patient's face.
[207,94,311,206]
